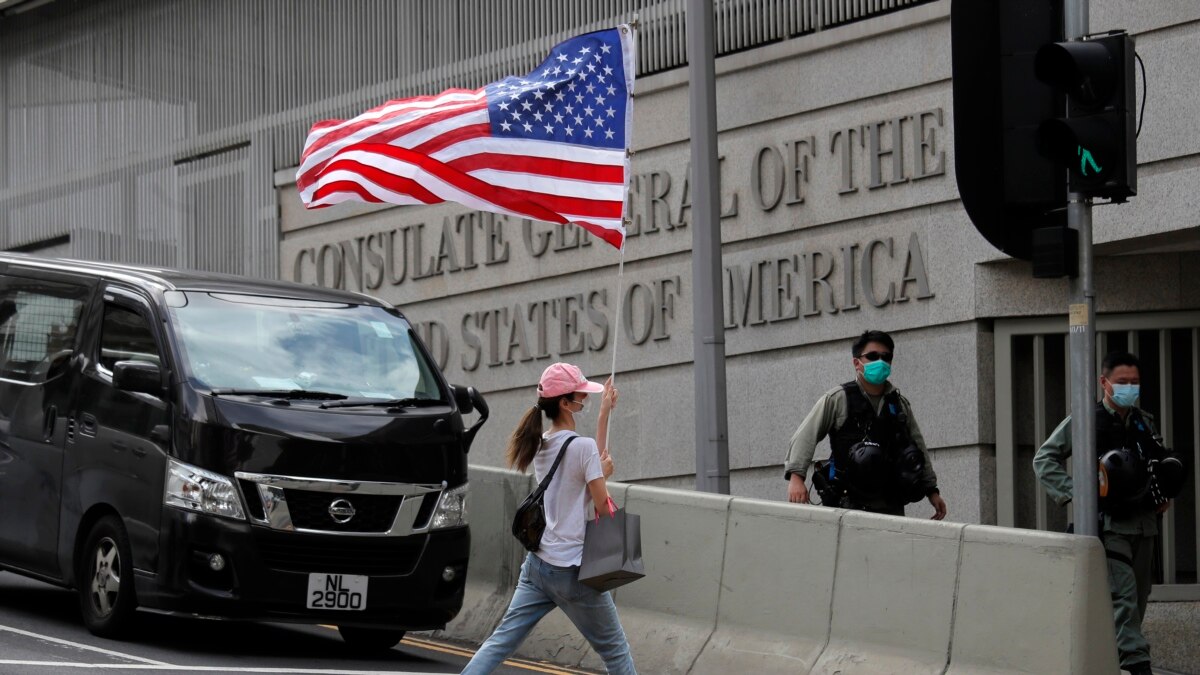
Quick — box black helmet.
[893,444,927,504]
[845,441,890,494]
[1098,448,1149,505]
[1150,455,1186,501]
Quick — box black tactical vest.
[1094,402,1163,460]
[1094,402,1166,516]
[829,381,911,467]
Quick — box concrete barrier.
[691,498,842,674]
[607,484,733,674]
[441,466,1119,675]
[812,511,966,675]
[947,525,1118,675]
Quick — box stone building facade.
[5,0,1199,669]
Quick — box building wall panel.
[1,0,935,273]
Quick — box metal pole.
[686,0,730,494]
[0,61,7,251]
[604,244,626,450]
[1065,0,1099,537]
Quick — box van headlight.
[165,458,246,520]
[430,483,468,530]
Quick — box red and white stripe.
[297,89,629,249]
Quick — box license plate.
[306,573,368,611]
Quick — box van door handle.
[111,441,146,458]
[150,424,170,444]
[43,406,57,442]
[80,414,98,437]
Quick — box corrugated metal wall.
[0,0,935,277]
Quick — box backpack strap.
[880,390,914,448]
[535,435,578,493]
[839,381,874,439]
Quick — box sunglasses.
[858,351,893,363]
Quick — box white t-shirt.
[532,430,604,567]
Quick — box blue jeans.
[461,553,636,674]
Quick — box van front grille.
[238,479,266,521]
[253,530,425,576]
[283,490,402,533]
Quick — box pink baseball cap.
[537,363,605,398]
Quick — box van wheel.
[78,515,137,638]
[337,626,405,651]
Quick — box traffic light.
[1034,33,1137,202]
[951,0,1066,261]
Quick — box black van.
[0,252,487,650]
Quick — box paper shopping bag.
[578,507,645,592]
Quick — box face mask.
[568,399,588,415]
[1110,383,1139,408]
[860,359,891,385]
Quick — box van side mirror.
[469,386,489,420]
[451,384,474,414]
[462,387,489,453]
[113,360,163,397]
[451,385,489,454]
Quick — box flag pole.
[603,20,636,453]
[608,240,627,382]
[602,227,628,453]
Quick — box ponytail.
[506,395,568,472]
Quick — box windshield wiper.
[210,388,349,400]
[319,397,445,410]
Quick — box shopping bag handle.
[594,496,619,522]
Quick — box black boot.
[1125,661,1152,675]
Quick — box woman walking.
[461,363,636,675]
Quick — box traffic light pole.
[1068,199,1099,536]
[1065,0,1100,538]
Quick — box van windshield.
[169,292,444,402]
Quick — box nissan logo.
[328,499,356,524]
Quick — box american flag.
[297,25,635,250]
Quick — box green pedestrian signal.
[1034,34,1136,201]
[1078,146,1102,176]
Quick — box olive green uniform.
[784,380,938,513]
[1032,401,1158,670]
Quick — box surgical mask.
[1110,383,1139,408]
[568,399,588,415]
[861,359,891,385]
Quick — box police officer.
[1033,352,1179,675]
[784,330,948,519]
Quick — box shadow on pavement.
[0,574,450,667]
